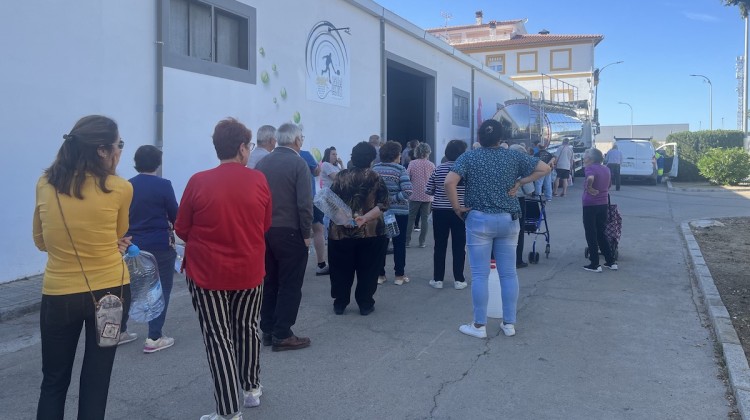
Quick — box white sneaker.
[377,276,387,285]
[143,336,175,353]
[500,323,516,337]
[243,386,262,408]
[200,412,243,420]
[118,331,137,345]
[428,280,443,289]
[459,323,487,338]
[454,281,468,290]
[603,262,618,271]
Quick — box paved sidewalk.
[0,275,42,322]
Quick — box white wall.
[0,1,155,282]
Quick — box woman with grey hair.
[581,148,617,272]
[406,143,435,248]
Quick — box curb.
[681,221,750,419]
[0,301,41,323]
[668,179,750,193]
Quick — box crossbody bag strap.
[54,191,124,305]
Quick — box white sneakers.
[459,322,516,338]
[459,323,487,338]
[429,280,443,289]
[394,275,410,286]
[117,331,137,345]
[243,386,262,408]
[377,276,387,285]
[500,323,516,337]
[143,336,175,353]
[454,281,468,290]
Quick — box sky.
[374,0,747,132]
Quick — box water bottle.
[124,245,165,323]
[313,188,356,227]
[174,244,185,273]
[384,210,400,238]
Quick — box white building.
[0,0,529,283]
[426,12,603,142]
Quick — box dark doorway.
[386,57,436,162]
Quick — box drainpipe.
[380,17,386,139]
[471,68,475,141]
[155,1,165,176]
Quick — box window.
[162,0,256,84]
[550,49,572,71]
[452,88,470,127]
[485,54,505,74]
[517,51,538,74]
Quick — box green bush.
[667,130,745,181]
[697,148,750,185]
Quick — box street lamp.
[593,61,624,124]
[690,74,713,130]
[618,101,633,138]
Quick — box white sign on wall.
[305,21,350,107]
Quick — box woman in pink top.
[406,143,435,247]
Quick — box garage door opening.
[386,57,435,162]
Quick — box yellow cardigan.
[33,174,133,295]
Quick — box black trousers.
[516,197,526,264]
[608,164,621,191]
[329,236,388,310]
[431,208,466,282]
[37,284,131,420]
[261,227,308,340]
[583,204,615,266]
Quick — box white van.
[614,139,657,184]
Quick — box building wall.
[465,42,594,111]
[0,0,156,282]
[596,124,690,145]
[0,0,528,283]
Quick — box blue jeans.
[534,172,553,200]
[465,211,520,325]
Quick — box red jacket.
[175,163,272,290]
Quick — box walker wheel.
[533,252,540,263]
[545,244,550,257]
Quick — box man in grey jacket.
[256,123,313,352]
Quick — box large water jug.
[124,245,165,323]
[313,188,356,227]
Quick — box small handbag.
[55,192,125,347]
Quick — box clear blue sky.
[375,0,746,132]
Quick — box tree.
[723,0,750,18]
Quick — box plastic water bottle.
[383,210,400,238]
[124,245,165,323]
[313,188,356,227]
[174,244,185,273]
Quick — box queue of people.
[33,113,620,420]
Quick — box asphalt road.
[2,181,749,419]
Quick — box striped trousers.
[187,277,262,416]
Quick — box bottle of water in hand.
[124,245,165,323]
[384,210,400,238]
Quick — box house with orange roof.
[427,11,604,136]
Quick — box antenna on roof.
[440,11,453,28]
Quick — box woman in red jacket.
[175,118,272,420]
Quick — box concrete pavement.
[1,181,749,419]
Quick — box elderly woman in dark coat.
[328,142,390,316]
